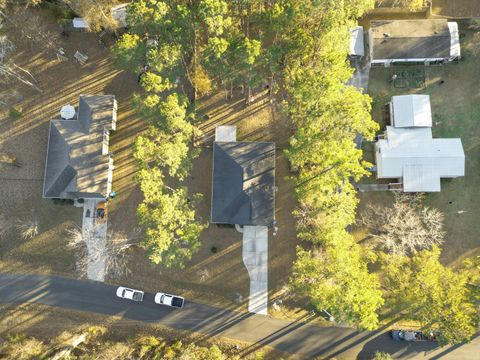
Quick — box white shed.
[390,95,432,128]
[72,17,89,30]
[349,26,364,57]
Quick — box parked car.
[116,286,144,302]
[154,292,184,308]
[391,330,436,342]
[95,201,107,224]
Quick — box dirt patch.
[432,0,480,17]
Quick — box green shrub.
[10,106,22,119]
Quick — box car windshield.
[122,289,126,297]
[161,294,165,302]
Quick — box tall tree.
[291,241,383,330]
[382,247,479,345]
[136,167,207,268]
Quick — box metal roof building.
[390,95,432,128]
[43,95,117,199]
[375,126,464,192]
[369,19,461,65]
[211,127,275,226]
[349,26,365,57]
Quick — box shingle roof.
[43,95,117,199]
[371,19,452,60]
[211,142,275,226]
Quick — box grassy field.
[0,7,302,319]
[355,27,480,265]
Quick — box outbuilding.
[369,19,461,66]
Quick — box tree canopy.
[382,247,479,345]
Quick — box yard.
[0,7,300,317]
[354,26,480,265]
[0,7,140,275]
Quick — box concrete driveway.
[242,226,268,315]
[82,199,107,282]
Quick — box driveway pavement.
[0,273,478,359]
[82,199,107,281]
[242,226,268,315]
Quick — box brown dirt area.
[0,7,300,320]
[0,303,294,359]
[432,0,480,17]
[354,27,480,266]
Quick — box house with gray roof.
[43,95,117,199]
[211,126,275,226]
[369,19,461,66]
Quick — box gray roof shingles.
[43,95,116,199]
[211,142,275,226]
[371,19,451,60]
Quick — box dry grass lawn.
[432,0,480,17]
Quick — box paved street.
[0,273,478,359]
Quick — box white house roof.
[375,126,464,192]
[349,26,364,56]
[391,95,432,127]
[403,164,441,192]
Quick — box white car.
[116,286,144,302]
[154,292,184,308]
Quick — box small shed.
[72,17,89,30]
[349,26,365,57]
[111,3,129,28]
[390,95,432,128]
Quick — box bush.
[9,106,22,119]
[41,1,73,20]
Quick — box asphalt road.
[0,273,477,359]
